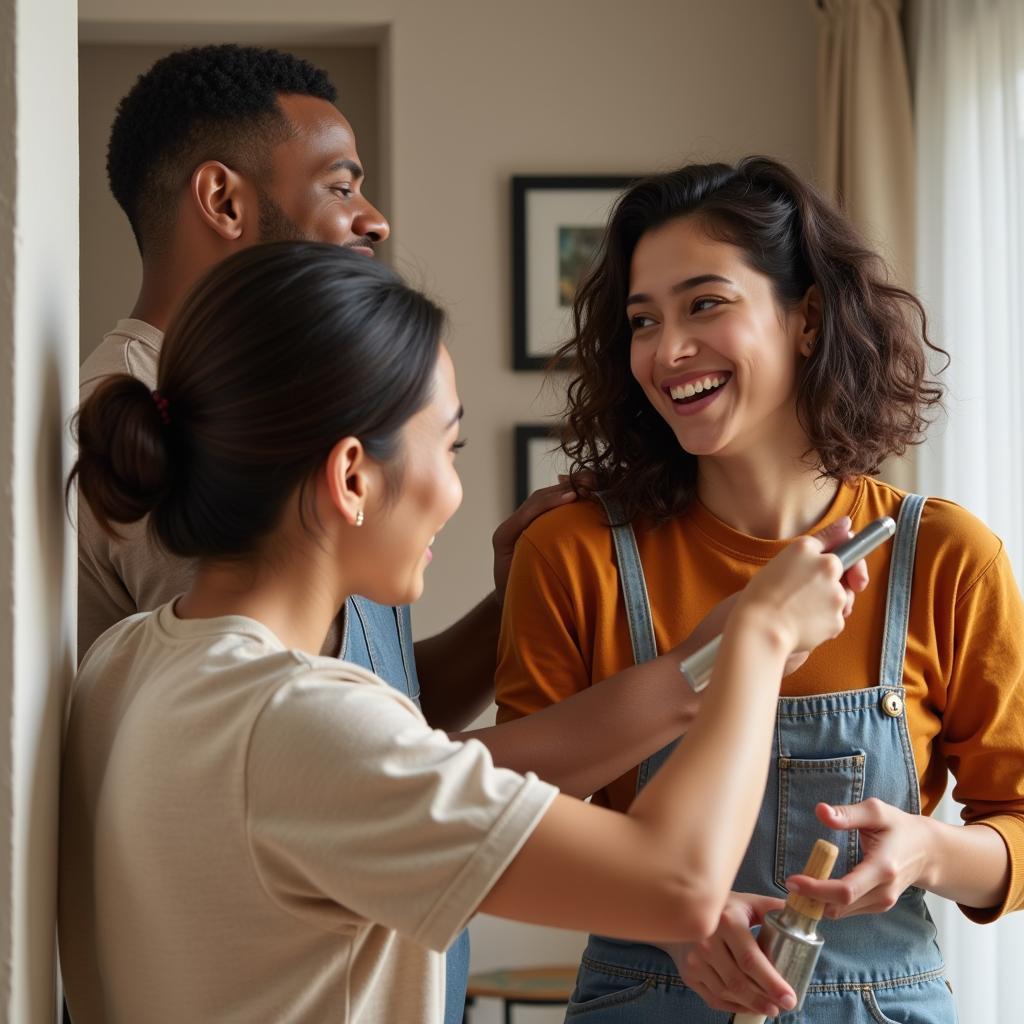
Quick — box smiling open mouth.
[668,373,731,406]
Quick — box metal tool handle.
[828,516,897,570]
[679,517,896,692]
[729,841,840,1024]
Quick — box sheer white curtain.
[913,1,1024,1020]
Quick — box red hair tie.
[151,390,171,426]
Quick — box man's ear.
[324,437,372,527]
[190,161,252,242]
[797,283,823,358]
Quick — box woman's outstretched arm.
[479,535,851,943]
[453,601,730,798]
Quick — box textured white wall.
[76,4,818,1021]
[0,0,78,1019]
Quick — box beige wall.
[77,3,819,1019]
[1,0,78,1018]
[79,42,382,359]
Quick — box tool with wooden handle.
[680,517,896,692]
[730,839,839,1024]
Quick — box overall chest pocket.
[774,753,865,890]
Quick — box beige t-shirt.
[59,603,557,1024]
[77,319,186,659]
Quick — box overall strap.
[878,493,927,689]
[338,598,351,660]
[595,493,658,665]
[394,605,421,706]
[348,595,381,677]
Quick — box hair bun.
[70,374,172,531]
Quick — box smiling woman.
[557,157,944,526]
[627,222,813,454]
[495,157,1024,1023]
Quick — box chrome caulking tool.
[731,839,840,1024]
[679,516,897,692]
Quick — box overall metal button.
[881,691,904,718]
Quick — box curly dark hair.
[108,44,337,254]
[556,156,947,524]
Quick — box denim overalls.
[341,596,471,1024]
[565,494,957,1023]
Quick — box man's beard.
[256,189,309,242]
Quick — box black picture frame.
[514,424,570,507]
[512,175,639,371]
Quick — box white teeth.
[428,535,435,546]
[668,375,728,401]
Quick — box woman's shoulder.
[251,655,428,752]
[282,653,417,704]
[520,493,617,558]
[859,477,1005,590]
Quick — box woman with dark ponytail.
[59,241,861,1024]
[495,157,1024,1022]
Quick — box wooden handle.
[786,838,839,920]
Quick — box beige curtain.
[816,0,915,288]
[817,0,916,488]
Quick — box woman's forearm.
[478,609,790,941]
[481,540,848,941]
[461,590,745,794]
[415,594,501,731]
[627,607,789,903]
[458,650,700,798]
[921,817,1011,910]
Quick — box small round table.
[463,965,578,1024]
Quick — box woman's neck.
[175,553,345,656]
[696,448,840,540]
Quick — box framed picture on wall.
[514,425,573,507]
[512,175,638,370]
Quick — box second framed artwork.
[512,175,638,370]
[514,425,572,508]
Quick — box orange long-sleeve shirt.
[495,476,1024,921]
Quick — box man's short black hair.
[107,44,337,254]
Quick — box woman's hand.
[769,517,869,667]
[491,473,597,606]
[734,520,854,656]
[491,483,577,605]
[818,516,870,605]
[786,800,932,917]
[674,518,869,676]
[661,892,796,1017]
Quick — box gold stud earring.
[355,509,365,527]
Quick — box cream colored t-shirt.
[77,319,185,659]
[59,603,557,1024]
